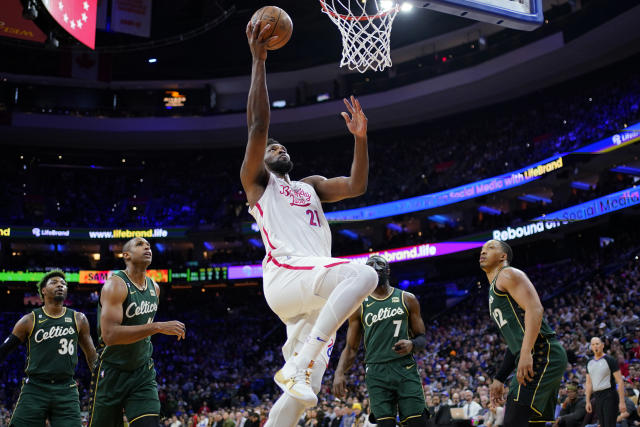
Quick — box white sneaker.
[274,359,317,406]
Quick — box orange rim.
[319,0,399,21]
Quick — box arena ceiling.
[0,0,474,80]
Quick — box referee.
[585,336,627,427]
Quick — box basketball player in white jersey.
[242,21,378,426]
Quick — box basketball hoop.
[319,0,399,73]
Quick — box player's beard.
[53,294,65,303]
[268,158,293,175]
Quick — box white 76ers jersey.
[249,173,332,259]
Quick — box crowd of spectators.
[1,62,638,233]
[0,236,639,426]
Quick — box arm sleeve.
[0,334,22,362]
[495,348,516,383]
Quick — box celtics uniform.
[89,271,160,427]
[10,307,81,427]
[489,266,567,422]
[361,288,426,424]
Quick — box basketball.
[250,6,293,50]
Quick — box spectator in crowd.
[462,390,482,419]
[553,384,586,427]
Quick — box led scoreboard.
[171,267,228,283]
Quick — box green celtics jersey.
[26,307,78,380]
[489,267,556,356]
[98,271,158,370]
[361,287,410,364]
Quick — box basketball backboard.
[407,0,544,30]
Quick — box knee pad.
[129,415,160,427]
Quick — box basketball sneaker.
[274,359,317,406]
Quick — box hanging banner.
[41,0,98,49]
[110,0,151,37]
[0,0,47,43]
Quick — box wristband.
[410,334,426,353]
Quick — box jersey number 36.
[58,338,75,355]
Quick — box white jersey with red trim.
[249,173,332,260]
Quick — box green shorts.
[365,356,426,424]
[10,377,80,427]
[509,338,567,422]
[88,359,160,427]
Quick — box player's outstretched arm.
[100,276,185,346]
[75,311,98,369]
[241,21,278,207]
[393,292,426,355]
[333,308,363,399]
[0,313,33,362]
[497,268,543,385]
[302,96,369,203]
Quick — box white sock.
[294,263,377,368]
[265,394,307,427]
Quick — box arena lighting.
[316,93,330,102]
[148,58,157,63]
[339,229,359,240]
[227,242,485,280]
[386,223,403,232]
[478,206,502,215]
[271,100,286,108]
[400,2,413,12]
[248,238,263,248]
[22,0,38,20]
[610,166,640,176]
[518,194,552,204]
[380,0,394,12]
[493,186,640,241]
[570,181,592,191]
[325,121,640,222]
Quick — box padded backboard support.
[407,0,544,30]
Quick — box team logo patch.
[392,297,400,303]
[100,370,105,378]
[65,317,72,323]
[149,288,156,297]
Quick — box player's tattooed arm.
[76,311,98,369]
[333,308,363,399]
[394,292,426,355]
[0,313,33,362]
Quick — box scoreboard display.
[171,267,228,283]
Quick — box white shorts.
[263,255,349,369]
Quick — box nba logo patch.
[100,371,105,378]
[326,338,335,359]
[65,317,72,323]
[150,288,156,297]
[392,297,399,303]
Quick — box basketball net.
[319,0,399,73]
